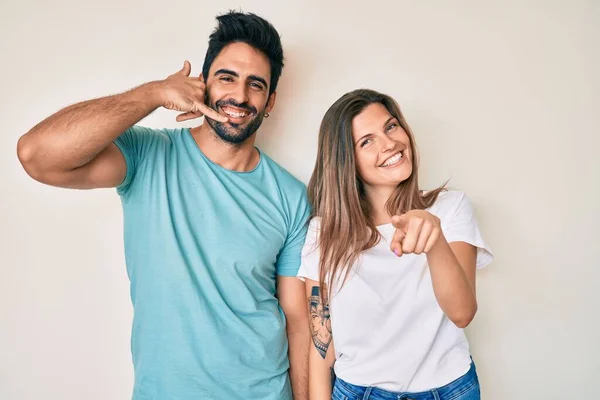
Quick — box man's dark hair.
[202,11,284,95]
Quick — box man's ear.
[266,92,277,114]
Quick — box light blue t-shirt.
[113,126,310,400]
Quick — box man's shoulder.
[259,151,307,194]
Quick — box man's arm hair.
[17,83,161,189]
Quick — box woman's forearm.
[426,236,478,328]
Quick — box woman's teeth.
[381,152,403,167]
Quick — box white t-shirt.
[297,191,493,392]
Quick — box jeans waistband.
[334,361,478,400]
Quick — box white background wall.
[1,1,598,399]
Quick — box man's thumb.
[177,60,191,76]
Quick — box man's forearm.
[18,82,161,173]
[288,329,309,400]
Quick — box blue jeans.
[332,362,480,400]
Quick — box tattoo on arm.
[309,286,332,359]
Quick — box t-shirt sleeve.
[275,191,312,277]
[296,218,321,282]
[113,125,156,195]
[443,192,493,269]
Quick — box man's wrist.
[131,81,165,110]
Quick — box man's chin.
[222,115,254,127]
[225,121,244,129]
[206,110,263,145]
[214,127,255,145]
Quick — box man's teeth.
[382,152,402,167]
[222,108,249,118]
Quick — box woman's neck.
[365,185,396,226]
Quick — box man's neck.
[190,123,260,172]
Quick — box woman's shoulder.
[427,190,470,220]
[433,189,467,204]
[307,216,322,232]
[302,216,322,245]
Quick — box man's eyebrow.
[214,68,239,77]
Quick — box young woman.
[298,89,493,400]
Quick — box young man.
[17,12,309,400]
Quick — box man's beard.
[204,95,266,145]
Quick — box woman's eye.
[360,139,372,148]
[386,123,398,132]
